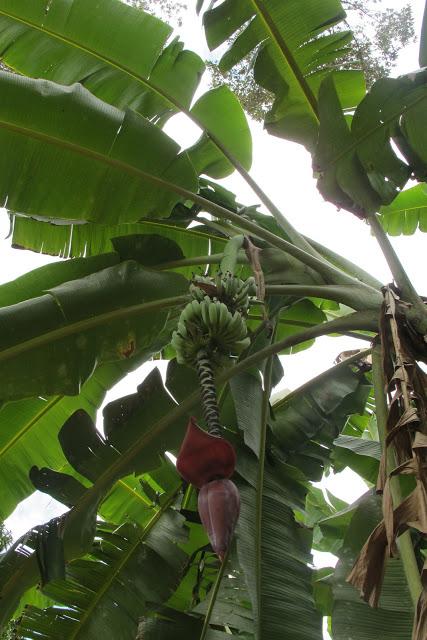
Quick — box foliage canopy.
[0,1,426,639]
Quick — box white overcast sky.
[1,3,426,632]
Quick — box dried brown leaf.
[382,480,396,554]
[347,520,388,608]
[376,452,387,493]
[243,237,265,302]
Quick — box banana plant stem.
[372,344,422,608]
[248,314,373,341]
[154,253,231,270]
[306,236,383,290]
[367,213,423,307]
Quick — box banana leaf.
[15,510,189,640]
[0,0,203,123]
[0,72,197,223]
[0,1,252,187]
[0,260,187,400]
[314,71,427,217]
[379,184,427,236]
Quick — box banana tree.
[0,1,426,639]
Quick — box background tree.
[340,1,415,86]
[126,0,187,27]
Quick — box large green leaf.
[138,609,231,639]
[0,367,189,627]
[236,479,321,639]
[0,1,253,188]
[303,486,349,554]
[272,364,371,481]
[379,184,427,235]
[56,369,184,481]
[0,238,189,516]
[0,72,198,223]
[314,71,427,216]
[331,493,413,639]
[0,260,187,400]
[0,361,144,521]
[230,370,263,455]
[0,0,204,123]
[201,0,365,149]
[227,353,321,639]
[187,85,252,178]
[30,368,188,531]
[332,434,380,484]
[15,512,188,640]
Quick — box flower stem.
[196,349,222,436]
[199,548,230,640]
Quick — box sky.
[0,0,426,634]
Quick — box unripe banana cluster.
[172,273,255,368]
[191,273,256,314]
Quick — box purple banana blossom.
[176,417,236,488]
[198,478,240,562]
[176,417,240,561]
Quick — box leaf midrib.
[0,294,187,364]
[250,0,319,121]
[381,204,427,215]
[254,327,276,636]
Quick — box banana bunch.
[171,296,250,368]
[189,275,216,302]
[190,273,257,314]
[222,273,256,313]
